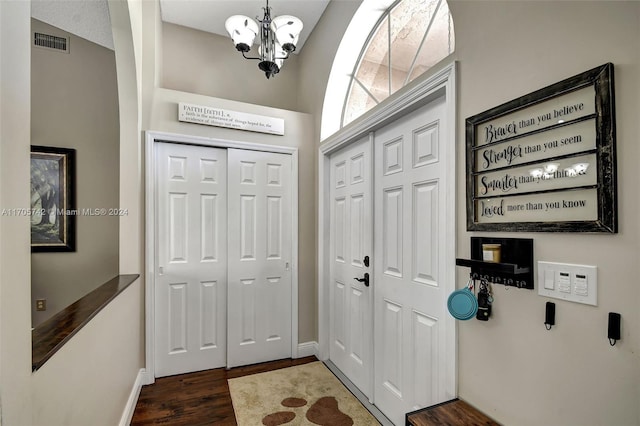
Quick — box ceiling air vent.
[33,32,70,53]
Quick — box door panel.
[413,181,438,284]
[227,148,292,368]
[412,310,438,407]
[155,143,227,377]
[382,187,403,277]
[374,95,449,425]
[329,136,373,399]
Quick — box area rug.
[228,361,380,425]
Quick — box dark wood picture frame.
[465,63,617,232]
[30,146,76,251]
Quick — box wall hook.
[544,301,555,330]
[608,312,621,346]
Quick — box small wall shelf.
[456,237,534,289]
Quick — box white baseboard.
[119,368,146,426]
[297,341,319,358]
[140,368,154,386]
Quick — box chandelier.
[225,0,303,79]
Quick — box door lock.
[354,272,370,287]
[363,256,370,267]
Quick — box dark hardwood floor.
[406,399,500,426]
[131,356,318,426]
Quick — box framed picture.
[30,146,76,252]
[465,63,617,232]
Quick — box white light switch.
[574,274,588,296]
[558,272,571,293]
[538,261,597,306]
[544,269,555,290]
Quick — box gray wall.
[162,22,301,112]
[0,2,144,425]
[31,19,119,326]
[297,0,363,126]
[449,1,640,425]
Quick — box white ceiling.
[31,0,114,50]
[31,0,331,54]
[160,0,331,52]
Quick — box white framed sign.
[466,63,617,232]
[178,102,285,135]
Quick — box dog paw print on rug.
[262,396,354,426]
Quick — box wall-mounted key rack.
[456,237,534,289]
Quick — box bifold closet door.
[226,148,293,368]
[155,142,228,377]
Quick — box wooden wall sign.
[178,102,285,135]
[466,63,617,232]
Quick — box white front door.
[329,136,373,398]
[155,142,228,377]
[226,148,293,368]
[373,95,450,425]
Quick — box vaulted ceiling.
[31,0,332,53]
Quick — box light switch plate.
[538,261,597,306]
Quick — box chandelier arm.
[241,52,263,60]
[274,52,292,60]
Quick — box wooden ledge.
[32,274,139,371]
[406,398,500,426]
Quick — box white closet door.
[227,148,292,368]
[329,136,373,398]
[374,96,450,425]
[155,142,227,377]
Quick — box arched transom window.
[342,0,454,127]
